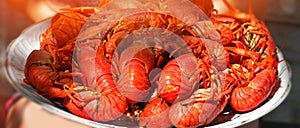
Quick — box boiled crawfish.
[75,45,128,121]
[210,0,279,112]
[24,49,94,119]
[23,0,282,127]
[25,6,128,121]
[139,97,171,128]
[115,41,155,104]
[40,7,95,70]
[24,50,76,99]
[75,10,207,105]
[168,72,231,127]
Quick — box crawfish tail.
[24,50,77,99]
[230,67,277,112]
[76,45,127,122]
[139,97,171,128]
[116,42,155,103]
[158,53,199,104]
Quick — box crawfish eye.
[212,54,217,59]
[102,39,107,44]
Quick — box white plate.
[4,19,292,128]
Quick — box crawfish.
[157,35,228,104]
[115,40,156,104]
[212,0,279,112]
[24,49,96,119]
[40,7,96,70]
[24,50,78,99]
[227,47,278,112]
[210,17,236,46]
[157,53,208,104]
[75,44,127,122]
[229,65,277,112]
[101,12,199,62]
[212,0,277,57]
[139,97,171,128]
[168,73,231,127]
[89,12,201,103]
[23,7,109,120]
[183,36,229,70]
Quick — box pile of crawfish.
[24,0,281,127]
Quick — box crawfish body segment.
[83,91,127,122]
[24,50,68,98]
[210,18,235,46]
[116,42,155,103]
[75,45,127,121]
[158,53,199,104]
[49,11,88,48]
[139,97,171,128]
[230,67,277,112]
[169,77,230,127]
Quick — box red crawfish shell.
[139,98,171,128]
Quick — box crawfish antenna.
[222,0,240,14]
[248,0,254,16]
[98,0,110,7]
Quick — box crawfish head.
[24,50,76,99]
[24,50,54,80]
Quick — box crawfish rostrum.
[24,0,281,127]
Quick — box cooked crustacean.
[24,0,280,127]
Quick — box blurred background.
[0,0,299,127]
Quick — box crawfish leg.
[63,98,92,120]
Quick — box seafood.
[210,17,235,46]
[157,52,217,104]
[229,65,277,112]
[139,97,171,128]
[76,10,210,105]
[116,42,155,104]
[169,73,231,127]
[211,0,277,55]
[40,7,95,70]
[25,6,128,122]
[183,36,229,70]
[24,49,94,119]
[157,53,199,104]
[76,45,127,121]
[22,0,282,127]
[24,50,75,99]
[212,0,279,112]
[100,12,197,62]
